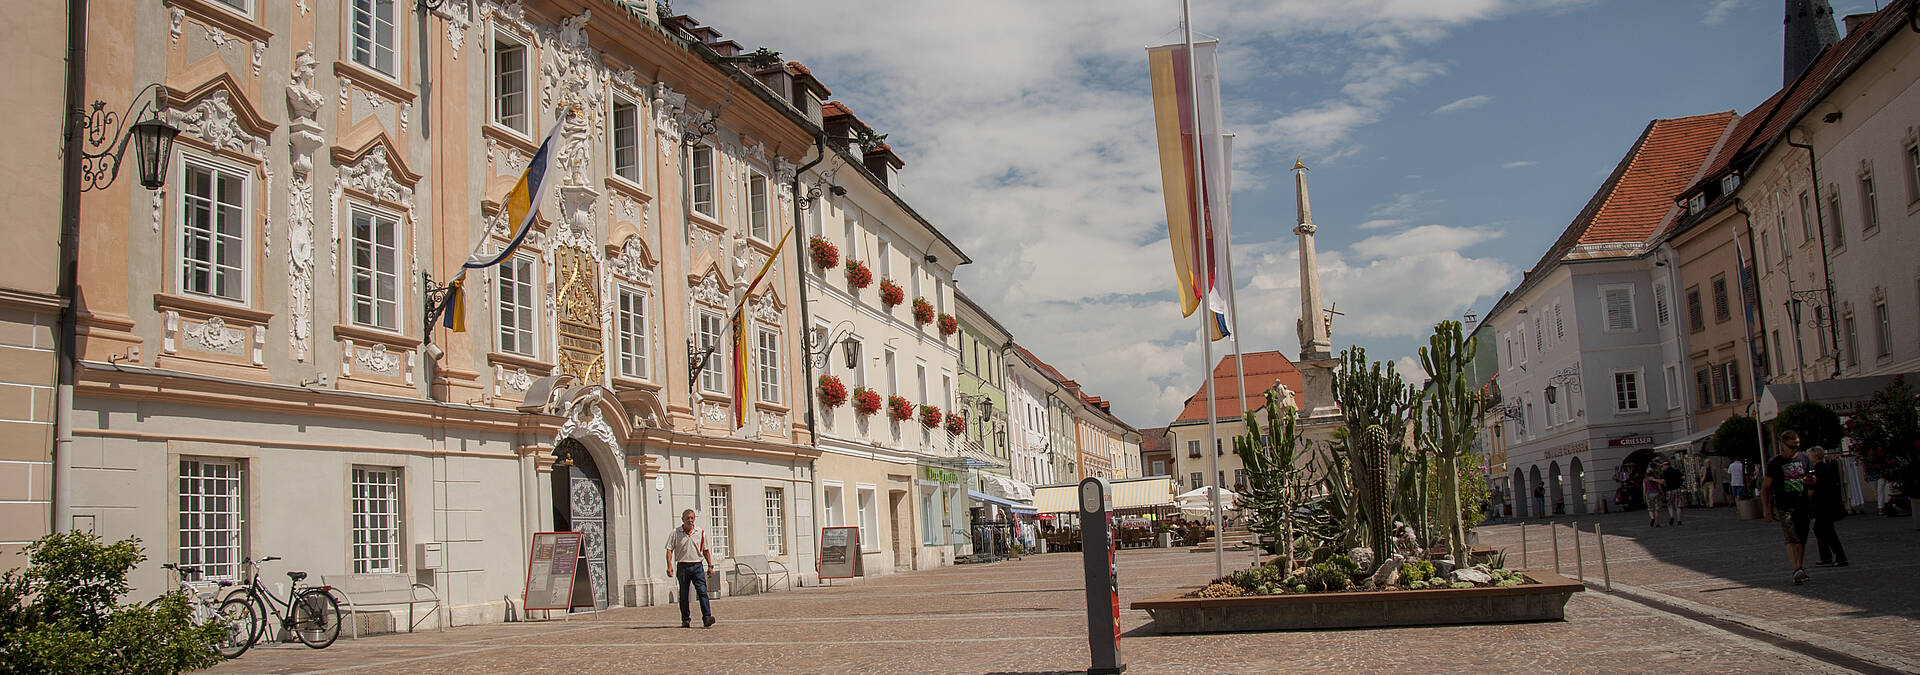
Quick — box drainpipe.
[1784,129,1839,378]
[791,137,826,447]
[53,0,90,534]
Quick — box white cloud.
[1702,0,1743,25]
[1502,160,1538,169]
[686,0,1567,425]
[1433,94,1494,114]
[1356,218,1407,231]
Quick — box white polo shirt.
[667,526,708,564]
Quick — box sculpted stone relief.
[287,45,326,362]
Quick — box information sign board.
[523,531,584,612]
[819,526,863,579]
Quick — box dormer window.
[1720,174,1741,193]
[1687,193,1707,214]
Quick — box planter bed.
[1131,570,1583,633]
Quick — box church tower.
[1783,0,1839,86]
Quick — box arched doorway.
[1569,456,1587,515]
[1527,465,1543,518]
[552,439,609,611]
[1548,461,1564,515]
[1512,468,1527,517]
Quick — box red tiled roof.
[1578,112,1735,246]
[1172,351,1305,425]
[1009,343,1139,433]
[1138,427,1171,455]
[1686,3,1904,197]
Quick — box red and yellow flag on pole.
[1148,39,1232,341]
[727,225,795,430]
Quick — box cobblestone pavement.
[207,507,1916,674]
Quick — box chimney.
[1783,0,1840,86]
[1841,12,1874,36]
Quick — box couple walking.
[1761,430,1849,586]
[1642,459,1686,527]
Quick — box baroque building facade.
[49,0,831,623]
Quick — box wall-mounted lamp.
[923,254,938,264]
[829,185,848,196]
[1822,111,1843,124]
[79,83,181,192]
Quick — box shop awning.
[969,490,1036,515]
[1651,428,1715,453]
[1757,371,1919,420]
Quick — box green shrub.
[0,532,228,674]
[1775,401,1843,450]
[1710,415,1762,459]
[1399,560,1435,584]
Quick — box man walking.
[1728,457,1746,500]
[1763,431,1813,585]
[1661,458,1685,525]
[667,508,716,627]
[1808,446,1849,568]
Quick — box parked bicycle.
[227,555,343,650]
[149,562,256,659]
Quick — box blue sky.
[685,0,1869,428]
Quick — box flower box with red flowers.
[945,414,966,436]
[918,405,943,429]
[879,279,905,308]
[845,260,873,289]
[809,236,840,270]
[887,394,914,421]
[818,375,849,408]
[912,297,935,324]
[852,387,883,415]
[937,313,958,336]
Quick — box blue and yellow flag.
[432,118,564,333]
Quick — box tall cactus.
[1418,320,1485,564]
[1330,346,1419,569]
[1354,425,1394,563]
[1235,390,1311,569]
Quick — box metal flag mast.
[1179,0,1225,579]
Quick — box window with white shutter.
[1601,285,1637,333]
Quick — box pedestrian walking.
[1763,431,1813,585]
[1701,464,1717,507]
[1662,459,1685,525]
[1533,483,1546,518]
[1643,467,1665,527]
[1728,458,1746,500]
[666,508,717,628]
[1807,446,1849,568]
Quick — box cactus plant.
[1234,389,1313,570]
[1329,346,1419,572]
[1417,320,1486,564]
[1354,425,1394,564]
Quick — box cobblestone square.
[209,506,1916,674]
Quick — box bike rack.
[326,583,445,640]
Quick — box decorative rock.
[1349,547,1375,571]
[1450,568,1493,585]
[1435,559,1456,576]
[1369,554,1404,587]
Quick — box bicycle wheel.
[214,598,256,659]
[289,589,342,649]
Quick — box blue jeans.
[676,562,711,622]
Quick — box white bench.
[730,555,790,595]
[318,573,444,638]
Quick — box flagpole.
[1730,228,1768,477]
[1180,0,1224,578]
[1220,135,1249,441]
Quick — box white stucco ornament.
[169,91,267,161]
[185,316,245,353]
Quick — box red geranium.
[817,375,849,408]
[888,394,915,421]
[919,405,943,429]
[879,279,905,308]
[852,387,883,415]
[845,260,873,289]
[945,414,966,436]
[912,297,935,324]
[809,236,840,270]
[937,313,958,336]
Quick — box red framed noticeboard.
[523,531,584,612]
[818,526,862,579]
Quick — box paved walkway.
[207,506,1917,674]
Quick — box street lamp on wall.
[78,84,181,192]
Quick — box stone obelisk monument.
[1291,159,1343,435]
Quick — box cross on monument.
[1323,302,1344,338]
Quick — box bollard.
[1520,522,1528,569]
[1550,521,1561,574]
[1596,523,1611,592]
[1573,522,1584,583]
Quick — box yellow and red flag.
[1148,40,1232,341]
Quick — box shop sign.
[1609,435,1654,447]
[1544,442,1586,459]
[923,467,959,484]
